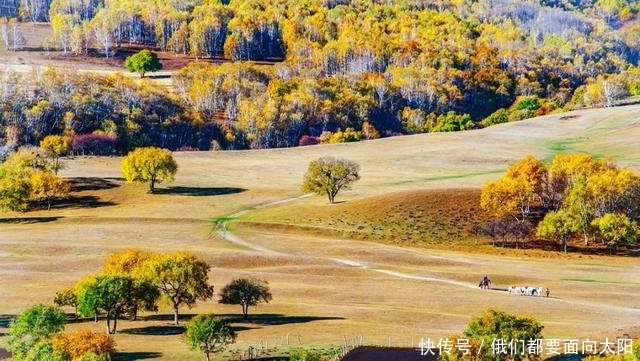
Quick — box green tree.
[301,156,360,204]
[76,275,158,334]
[591,213,639,254]
[143,252,215,325]
[442,310,543,361]
[121,147,178,193]
[185,314,236,361]
[536,210,580,253]
[4,304,67,361]
[125,49,163,78]
[453,309,544,361]
[219,278,273,320]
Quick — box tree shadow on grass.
[68,177,122,192]
[155,186,247,197]
[0,216,62,224]
[121,326,185,336]
[48,195,117,209]
[112,352,162,361]
[0,314,14,337]
[142,313,196,323]
[218,313,345,326]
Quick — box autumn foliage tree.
[142,252,215,325]
[121,147,178,193]
[29,170,70,210]
[52,329,115,361]
[40,135,72,175]
[482,153,640,253]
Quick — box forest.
[1,0,640,153]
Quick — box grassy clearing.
[236,189,489,247]
[1,105,640,360]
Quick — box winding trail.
[218,194,484,289]
[216,196,640,315]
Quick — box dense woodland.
[1,0,640,152]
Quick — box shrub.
[52,329,115,361]
[298,135,319,146]
[481,108,509,127]
[72,134,117,155]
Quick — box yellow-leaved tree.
[121,147,178,193]
[29,170,70,210]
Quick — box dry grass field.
[1,103,640,360]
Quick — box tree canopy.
[185,314,236,361]
[0,0,637,151]
[125,49,163,78]
[443,309,544,361]
[4,304,67,361]
[481,154,640,253]
[219,278,273,320]
[142,252,215,325]
[302,156,360,204]
[76,275,159,334]
[121,147,178,193]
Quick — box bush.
[72,134,117,155]
[52,329,115,361]
[298,135,319,146]
[481,108,509,127]
[514,96,541,111]
[289,348,324,361]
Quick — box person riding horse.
[479,275,491,289]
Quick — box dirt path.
[217,197,640,315]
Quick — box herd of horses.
[479,276,549,297]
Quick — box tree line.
[1,0,640,151]
[480,154,640,254]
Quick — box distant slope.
[58,104,640,220]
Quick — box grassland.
[1,105,640,360]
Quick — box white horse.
[508,285,543,296]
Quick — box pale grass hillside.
[1,104,639,361]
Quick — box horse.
[479,277,491,289]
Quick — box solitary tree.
[5,304,67,361]
[301,156,360,204]
[125,49,163,78]
[219,278,273,320]
[185,314,236,361]
[143,252,215,325]
[121,147,178,193]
